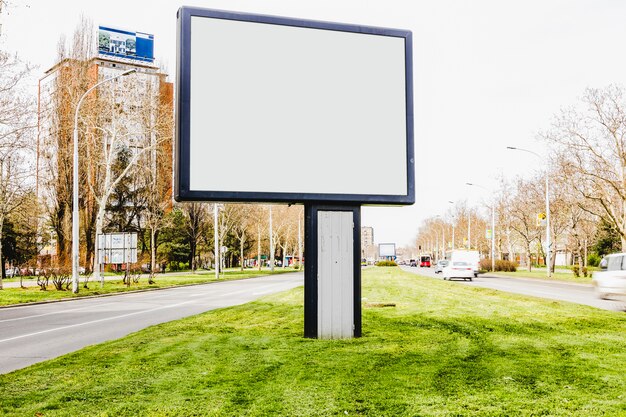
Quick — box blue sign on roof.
[98,26,154,63]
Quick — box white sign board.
[379,243,396,258]
[98,233,138,264]
[175,7,414,205]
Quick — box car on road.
[419,256,431,267]
[409,259,417,267]
[446,250,480,277]
[443,261,474,281]
[434,259,449,274]
[592,253,626,300]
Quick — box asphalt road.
[0,272,303,374]
[400,265,625,312]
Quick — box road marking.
[0,300,195,345]
[0,302,118,324]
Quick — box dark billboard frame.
[175,7,414,205]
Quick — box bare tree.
[180,202,209,272]
[544,85,626,250]
[505,177,542,270]
[0,50,35,289]
[230,204,258,271]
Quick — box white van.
[446,250,480,277]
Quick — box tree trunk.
[269,207,274,272]
[257,225,262,271]
[240,238,245,272]
[190,239,196,273]
[93,204,106,286]
[0,215,4,290]
[150,226,156,282]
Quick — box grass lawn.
[0,268,298,307]
[0,267,624,416]
[494,268,594,284]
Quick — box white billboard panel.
[379,243,396,258]
[97,233,138,264]
[175,8,414,205]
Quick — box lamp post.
[466,182,495,273]
[506,146,551,277]
[72,68,136,293]
[214,203,219,279]
[435,215,445,260]
[448,201,455,250]
[467,209,471,250]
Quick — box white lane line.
[0,300,195,345]
[0,302,118,324]
[252,284,290,295]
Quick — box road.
[0,272,303,374]
[400,266,625,312]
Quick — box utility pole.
[269,205,274,272]
[214,203,219,279]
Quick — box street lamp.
[434,215,445,261]
[467,207,471,250]
[506,146,551,277]
[466,182,495,273]
[72,68,136,293]
[448,201,455,250]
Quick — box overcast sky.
[3,0,626,247]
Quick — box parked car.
[443,261,474,281]
[6,266,20,278]
[434,260,449,274]
[409,259,417,267]
[592,253,626,300]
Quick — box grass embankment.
[0,268,298,307]
[1,267,625,416]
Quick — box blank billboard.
[175,7,414,204]
[379,243,396,258]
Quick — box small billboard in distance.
[98,26,154,63]
[379,243,396,258]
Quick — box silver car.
[434,260,449,274]
[592,253,626,300]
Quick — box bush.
[572,265,580,277]
[587,253,601,268]
[376,260,398,267]
[479,259,517,272]
[582,266,589,277]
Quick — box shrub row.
[572,265,589,277]
[376,260,398,267]
[479,259,517,272]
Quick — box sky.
[3,0,626,248]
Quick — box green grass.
[0,268,298,306]
[0,267,624,416]
[494,268,594,284]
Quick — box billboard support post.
[304,204,361,339]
